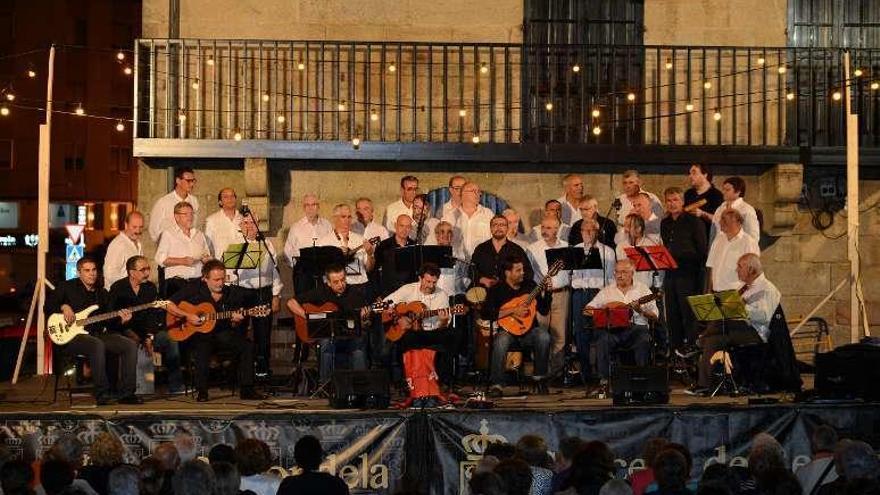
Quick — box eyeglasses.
[136,267,151,272]
[182,178,197,183]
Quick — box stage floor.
[0,374,812,417]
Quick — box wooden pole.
[843,51,861,344]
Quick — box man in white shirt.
[615,169,663,226]
[204,187,243,258]
[527,215,570,370]
[629,192,661,237]
[557,174,585,226]
[706,209,760,292]
[529,200,571,243]
[352,197,389,241]
[434,221,469,297]
[439,175,467,219]
[283,193,333,294]
[696,253,781,389]
[501,208,531,248]
[585,259,656,396]
[317,204,376,290]
[570,219,616,385]
[154,202,211,296]
[103,211,144,290]
[383,175,419,232]
[442,181,493,259]
[148,167,200,242]
[411,194,440,245]
[711,176,761,243]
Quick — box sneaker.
[683,385,708,396]
[487,385,504,399]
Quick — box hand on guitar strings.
[61,305,76,324]
[118,308,133,324]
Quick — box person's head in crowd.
[811,424,839,456]
[208,444,236,466]
[45,435,85,471]
[599,478,634,495]
[474,455,501,475]
[570,441,616,486]
[493,458,532,495]
[294,435,324,471]
[211,462,241,495]
[835,439,879,482]
[515,434,553,470]
[172,459,215,495]
[654,449,689,493]
[153,442,180,472]
[662,443,693,477]
[722,177,747,202]
[107,465,139,495]
[748,433,787,483]
[555,437,585,473]
[235,438,273,477]
[698,463,736,493]
[641,437,669,471]
[89,432,125,467]
[174,432,198,463]
[0,459,34,495]
[40,459,74,495]
[468,470,507,495]
[483,442,518,462]
[137,457,164,495]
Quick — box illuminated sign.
[0,202,18,229]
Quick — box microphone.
[611,198,622,211]
[239,202,251,216]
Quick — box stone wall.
[644,0,787,46]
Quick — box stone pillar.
[244,157,270,231]
[759,163,803,235]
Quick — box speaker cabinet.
[611,366,669,405]
[330,370,391,409]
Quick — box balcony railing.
[134,39,880,147]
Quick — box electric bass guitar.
[47,300,170,346]
[383,302,468,342]
[293,300,390,344]
[497,259,565,336]
[166,301,271,341]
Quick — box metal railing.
[134,39,880,147]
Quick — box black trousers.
[62,332,138,399]
[242,286,273,374]
[663,269,703,349]
[189,329,254,394]
[697,320,763,387]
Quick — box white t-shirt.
[316,231,371,286]
[384,281,450,331]
[711,197,761,243]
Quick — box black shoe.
[196,391,209,402]
[240,389,266,401]
[118,395,144,405]
[96,396,112,406]
[487,385,503,399]
[535,381,550,395]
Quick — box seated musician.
[584,259,656,397]
[481,255,552,398]
[286,264,370,381]
[694,253,781,392]
[45,256,140,405]
[108,255,183,394]
[165,259,263,402]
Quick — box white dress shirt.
[317,231,371,285]
[613,213,660,246]
[706,229,760,291]
[738,273,781,342]
[438,260,470,296]
[383,199,415,232]
[352,220,389,241]
[439,200,458,220]
[711,197,761,243]
[442,205,494,260]
[148,190,200,242]
[384,282,450,331]
[527,238,571,288]
[103,232,143,290]
[571,241,616,290]
[615,234,663,289]
[529,223,571,245]
[155,225,209,279]
[226,235,284,296]
[587,281,658,327]
[556,195,582,225]
[203,209,243,258]
[615,190,664,225]
[283,216,333,266]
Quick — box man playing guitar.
[481,255,552,398]
[165,259,264,402]
[584,259,657,397]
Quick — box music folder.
[222,243,263,270]
[687,290,748,322]
[623,245,678,272]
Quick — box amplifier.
[611,366,669,405]
[330,370,391,409]
[815,343,880,401]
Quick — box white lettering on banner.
[24,234,38,247]
[0,235,15,247]
[323,453,389,489]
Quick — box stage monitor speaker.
[611,366,669,405]
[330,370,391,409]
[815,343,880,401]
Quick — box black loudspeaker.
[330,370,391,409]
[815,343,880,401]
[611,366,669,405]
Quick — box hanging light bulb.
[0,106,9,116]
[297,62,305,71]
[233,131,242,141]
[871,82,880,91]
[757,57,765,66]
[178,112,187,121]
[665,59,673,70]
[591,108,600,118]
[854,68,863,77]
[5,93,14,102]
[351,137,361,149]
[592,126,601,136]
[685,103,694,112]
[337,101,347,111]
[627,93,636,102]
[116,121,125,132]
[123,66,132,75]
[832,91,842,101]
[387,64,396,73]
[480,63,489,74]
[191,79,200,90]
[74,105,85,116]
[786,91,795,101]
[572,64,580,73]
[370,110,378,121]
[116,51,125,61]
[206,57,215,66]
[471,135,481,145]
[276,114,286,123]
[27,69,36,78]
[262,93,270,102]
[778,66,787,74]
[545,102,553,111]
[458,109,467,118]
[713,110,722,121]
[703,81,712,89]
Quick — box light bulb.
[685,103,694,112]
[351,137,361,148]
[592,126,601,136]
[262,93,269,102]
[116,121,125,132]
[545,102,553,111]
[627,93,636,102]
[123,66,132,75]
[178,112,187,121]
[872,82,880,91]
[786,92,795,101]
[27,70,36,78]
[480,63,489,74]
[337,102,347,111]
[370,111,378,121]
[116,51,125,61]
[0,107,9,116]
[778,66,787,74]
[233,131,242,141]
[191,80,200,90]
[5,93,14,101]
[854,68,863,77]
[206,57,215,66]
[276,114,285,123]
[572,64,580,73]
[591,109,600,118]
[832,91,842,101]
[388,64,396,73]
[757,57,765,66]
[665,59,673,70]
[471,135,480,144]
[75,106,85,116]
[458,109,467,117]
[703,81,712,89]
[297,62,305,71]
[713,111,722,121]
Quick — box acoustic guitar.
[383,302,468,342]
[293,300,390,344]
[497,259,564,336]
[47,300,170,345]
[166,301,271,342]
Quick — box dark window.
[788,0,880,48]
[73,18,87,46]
[0,139,11,170]
[110,146,131,174]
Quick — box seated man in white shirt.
[103,211,144,290]
[696,253,780,390]
[584,259,657,397]
[204,187,243,258]
[706,209,760,292]
[155,202,211,297]
[383,175,419,232]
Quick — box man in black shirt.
[374,214,416,297]
[568,196,617,249]
[660,187,709,350]
[45,256,140,405]
[287,264,370,381]
[108,255,183,394]
[471,215,533,289]
[165,259,262,402]
[683,163,723,235]
[481,255,551,398]
[277,435,349,495]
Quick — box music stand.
[307,311,362,399]
[298,246,346,289]
[390,245,421,285]
[687,290,748,397]
[222,242,263,273]
[416,245,453,269]
[623,245,677,283]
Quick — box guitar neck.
[79,302,158,326]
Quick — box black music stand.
[307,312,363,399]
[624,245,676,360]
[390,245,422,285]
[416,245,453,269]
[687,290,748,397]
[298,246,346,289]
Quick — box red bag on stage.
[403,349,440,398]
